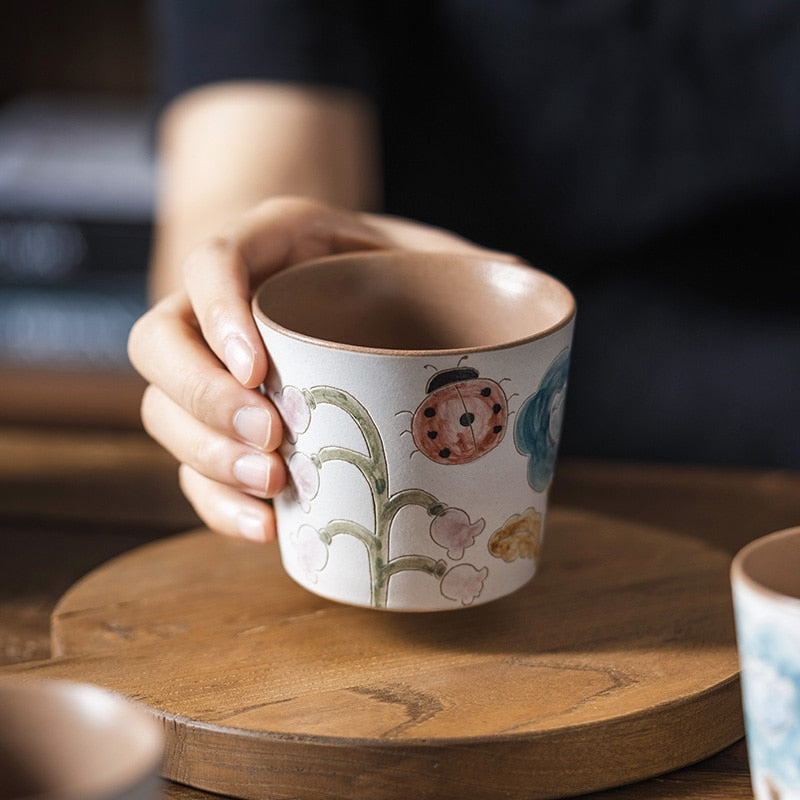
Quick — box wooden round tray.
[31,508,741,799]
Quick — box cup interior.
[733,527,800,600]
[253,251,575,353]
[0,678,162,800]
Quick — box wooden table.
[3,422,800,798]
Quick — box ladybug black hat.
[426,367,479,393]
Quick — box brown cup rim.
[730,525,800,605]
[252,250,576,356]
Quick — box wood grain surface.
[9,423,799,797]
[4,508,742,800]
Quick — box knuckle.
[182,235,233,279]
[283,195,326,217]
[126,308,155,371]
[184,430,222,476]
[127,296,184,376]
[139,385,176,445]
[181,235,248,307]
[185,371,220,422]
[254,194,321,218]
[138,385,159,433]
[185,437,208,474]
[201,295,231,335]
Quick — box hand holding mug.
[128,197,518,544]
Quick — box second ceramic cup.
[731,527,800,800]
[253,251,576,611]
[0,677,163,800]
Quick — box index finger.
[182,197,392,388]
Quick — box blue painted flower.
[514,348,570,491]
[737,610,800,795]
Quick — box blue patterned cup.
[732,527,800,800]
[253,251,575,611]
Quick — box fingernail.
[234,406,272,450]
[236,510,267,542]
[233,453,270,493]
[224,335,255,385]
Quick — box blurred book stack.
[0,93,155,426]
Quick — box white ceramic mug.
[253,251,576,611]
[731,527,800,800]
[0,677,163,800]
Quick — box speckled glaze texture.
[253,252,575,611]
[732,527,800,800]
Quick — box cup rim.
[731,525,800,605]
[252,250,577,356]
[0,677,163,800]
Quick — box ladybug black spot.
[459,412,475,427]
[424,407,436,418]
[481,387,491,397]
[427,431,438,439]
[493,425,503,434]
[492,403,502,414]
[439,448,451,459]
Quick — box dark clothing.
[153,1,800,467]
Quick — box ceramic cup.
[731,527,800,800]
[253,250,576,611]
[0,677,163,800]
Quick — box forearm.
[149,82,381,300]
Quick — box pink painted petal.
[273,385,311,442]
[291,524,329,584]
[287,451,320,511]
[430,507,485,559]
[440,564,489,606]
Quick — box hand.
[128,197,516,542]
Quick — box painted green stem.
[307,385,449,608]
[383,556,448,580]
[321,520,381,557]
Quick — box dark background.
[0,1,154,395]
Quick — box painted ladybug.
[411,366,508,465]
